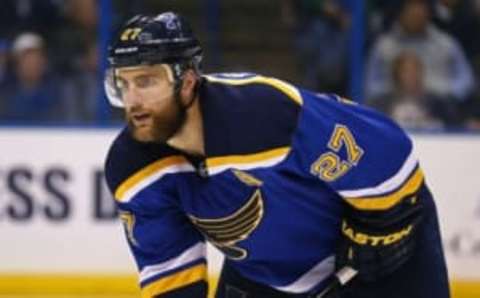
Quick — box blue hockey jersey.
[104,73,425,297]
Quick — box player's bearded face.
[127,92,186,143]
[117,65,186,143]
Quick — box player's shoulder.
[104,128,187,203]
[203,72,303,106]
[292,89,416,196]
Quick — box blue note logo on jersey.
[188,188,264,260]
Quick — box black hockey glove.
[335,194,424,282]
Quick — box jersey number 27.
[310,124,364,182]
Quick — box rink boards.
[0,128,479,297]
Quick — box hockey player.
[104,12,450,298]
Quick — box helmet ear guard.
[105,12,203,108]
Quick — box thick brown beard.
[127,96,186,143]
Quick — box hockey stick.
[313,266,358,298]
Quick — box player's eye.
[134,75,158,89]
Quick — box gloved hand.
[335,194,423,282]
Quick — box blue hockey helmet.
[105,12,203,107]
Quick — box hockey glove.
[335,193,424,282]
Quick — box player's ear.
[179,69,197,101]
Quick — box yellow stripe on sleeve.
[204,75,303,106]
[114,155,188,202]
[206,147,290,168]
[140,263,207,298]
[344,168,424,211]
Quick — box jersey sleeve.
[119,206,207,298]
[104,132,207,298]
[296,90,424,211]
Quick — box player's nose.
[123,87,143,108]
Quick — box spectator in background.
[432,0,480,65]
[62,41,99,123]
[431,0,480,130]
[0,0,63,40]
[368,51,458,129]
[0,40,9,87]
[282,0,350,92]
[365,0,403,38]
[62,40,124,124]
[51,0,98,75]
[366,0,474,106]
[0,32,64,123]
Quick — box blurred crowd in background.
[0,0,479,130]
[284,0,480,130]
[0,0,100,123]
